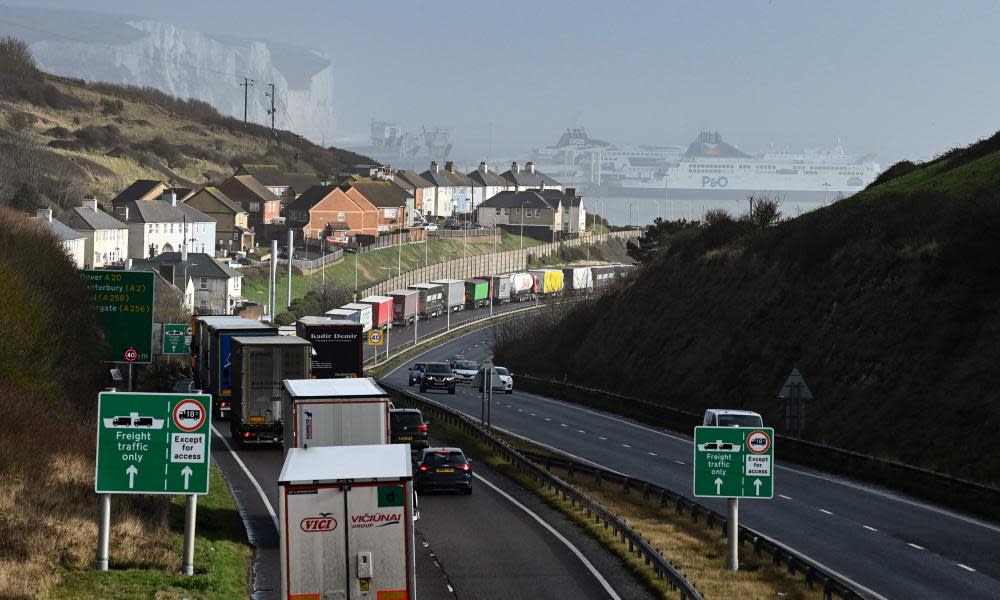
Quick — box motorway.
[383,328,1000,600]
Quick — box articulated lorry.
[230,335,311,445]
[430,279,466,312]
[464,279,489,309]
[295,317,364,378]
[279,444,416,600]
[360,295,394,330]
[562,266,593,292]
[528,268,565,296]
[489,275,512,304]
[408,283,444,319]
[509,272,535,302]
[283,378,391,450]
[388,289,418,326]
[192,316,276,419]
[340,303,375,333]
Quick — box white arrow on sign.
[181,466,193,490]
[715,477,723,494]
[754,479,763,495]
[126,464,138,489]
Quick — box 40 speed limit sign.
[367,329,385,346]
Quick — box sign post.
[693,426,774,571]
[94,392,212,574]
[83,270,155,363]
[163,323,193,354]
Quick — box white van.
[703,409,764,428]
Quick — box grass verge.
[50,465,251,600]
[399,397,823,600]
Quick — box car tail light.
[418,465,429,471]
[242,431,256,438]
[417,424,428,432]
[220,401,230,408]
[459,464,471,471]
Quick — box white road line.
[819,509,834,515]
[957,563,976,572]
[473,472,622,600]
[577,429,586,434]
[545,418,551,422]
[599,436,607,441]
[560,423,568,427]
[212,425,278,530]
[622,444,631,448]
[779,494,793,500]
[530,413,536,417]
[908,543,925,550]
[674,460,685,465]
[647,452,657,456]
[863,525,878,532]
[491,425,626,475]
[517,408,523,412]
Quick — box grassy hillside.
[496,131,1000,485]
[0,37,369,211]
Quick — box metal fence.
[291,247,343,270]
[359,230,634,297]
[379,380,704,600]
[428,228,497,239]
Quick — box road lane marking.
[957,563,976,572]
[863,525,878,532]
[622,444,631,448]
[577,429,586,434]
[545,418,551,422]
[212,425,278,530]
[560,423,567,427]
[517,408,523,412]
[908,543,924,550]
[675,460,685,465]
[819,509,834,515]
[647,452,657,456]
[473,472,622,599]
[779,494,793,500]
[530,413,536,416]
[599,436,607,440]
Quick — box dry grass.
[546,466,824,599]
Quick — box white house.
[541,188,587,234]
[498,161,563,192]
[115,193,214,259]
[476,190,565,240]
[169,191,216,255]
[140,251,243,315]
[466,162,512,211]
[419,161,455,218]
[62,199,129,268]
[32,208,85,268]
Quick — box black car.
[390,408,429,450]
[420,362,456,394]
[415,447,473,494]
[408,362,427,386]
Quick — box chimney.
[430,161,439,173]
[526,162,535,174]
[511,161,520,173]
[479,161,488,173]
[445,161,454,173]
[565,187,576,198]
[82,197,99,212]
[35,207,53,222]
[162,190,177,206]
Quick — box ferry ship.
[532,129,881,200]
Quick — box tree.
[626,217,693,264]
[743,194,783,230]
[10,183,44,211]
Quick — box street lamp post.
[344,248,359,301]
[823,182,831,205]
[519,202,525,252]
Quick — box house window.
[534,209,541,217]
[200,277,208,290]
[199,299,208,308]
[249,202,260,212]
[338,212,346,222]
[495,208,501,215]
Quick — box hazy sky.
[8,0,1000,165]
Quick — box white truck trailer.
[283,378,392,450]
[279,444,416,600]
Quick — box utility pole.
[265,83,276,138]
[240,78,255,127]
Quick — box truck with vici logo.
[279,444,416,600]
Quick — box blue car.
[408,362,427,386]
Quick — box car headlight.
[446,376,455,381]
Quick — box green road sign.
[163,323,192,354]
[693,427,774,499]
[83,270,154,364]
[95,392,212,495]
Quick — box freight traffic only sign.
[95,392,212,495]
[83,270,154,363]
[162,323,192,354]
[693,427,774,499]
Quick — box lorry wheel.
[464,486,472,495]
[506,390,513,394]
[448,387,455,395]
[420,386,427,393]
[408,380,414,387]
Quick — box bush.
[99,97,125,116]
[133,135,186,167]
[5,111,33,132]
[9,183,45,211]
[43,125,72,139]
[73,124,123,149]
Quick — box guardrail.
[514,375,1000,522]
[380,381,704,600]
[517,451,877,600]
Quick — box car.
[702,409,764,428]
[415,447,473,494]
[408,362,427,386]
[451,360,478,384]
[420,362,456,394]
[421,223,439,231]
[443,218,458,229]
[447,354,465,368]
[467,223,483,230]
[389,408,429,450]
[478,365,514,394]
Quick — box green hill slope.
[496,132,1000,484]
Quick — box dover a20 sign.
[693,427,774,499]
[95,392,212,495]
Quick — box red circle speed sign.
[173,399,207,432]
[747,430,771,454]
[123,347,139,362]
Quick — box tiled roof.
[479,190,560,210]
[33,216,84,241]
[117,199,188,224]
[62,206,127,231]
[190,186,245,214]
[540,189,583,207]
[283,173,323,194]
[235,164,285,187]
[174,200,214,223]
[220,175,281,205]
[288,185,336,212]
[466,166,510,187]
[345,180,406,208]
[110,180,163,206]
[395,170,434,188]
[144,252,242,280]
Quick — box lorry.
[387,289,419,326]
[528,268,565,296]
[283,378,391,450]
[489,275,512,304]
[430,279,466,312]
[562,266,593,292]
[464,279,489,309]
[295,317,364,378]
[192,316,277,419]
[360,295,394,330]
[341,303,374,333]
[509,272,535,302]
[279,444,416,600]
[230,335,312,445]
[325,307,361,325]
[408,283,444,319]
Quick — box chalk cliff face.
[0,6,335,142]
